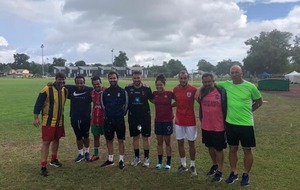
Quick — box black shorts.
[71,117,91,140]
[104,117,125,141]
[128,112,151,137]
[226,122,256,148]
[155,122,173,136]
[201,129,227,151]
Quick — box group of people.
[33,65,263,187]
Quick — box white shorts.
[175,125,197,141]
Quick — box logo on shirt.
[73,92,87,96]
[186,92,192,98]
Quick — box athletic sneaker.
[165,164,171,170]
[176,165,188,173]
[100,160,115,168]
[84,152,90,161]
[207,164,218,176]
[119,160,125,170]
[156,163,163,170]
[142,158,150,167]
[190,166,198,176]
[40,167,48,177]
[225,172,239,184]
[212,171,223,182]
[89,155,99,162]
[241,173,250,187]
[50,159,62,167]
[131,157,141,166]
[75,154,85,163]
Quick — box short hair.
[155,74,166,85]
[75,75,85,83]
[91,76,101,83]
[55,72,66,79]
[108,70,119,79]
[132,70,142,75]
[202,73,214,80]
[178,70,189,78]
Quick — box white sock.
[108,155,114,162]
[119,155,124,161]
[84,147,90,153]
[190,160,195,167]
[78,149,84,155]
[181,157,186,167]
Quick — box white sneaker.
[131,157,141,166]
[142,158,150,167]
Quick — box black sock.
[134,149,139,158]
[167,156,171,165]
[144,149,149,159]
[158,155,163,164]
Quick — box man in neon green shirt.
[217,65,263,187]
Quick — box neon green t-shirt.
[217,80,262,126]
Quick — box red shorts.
[42,126,65,141]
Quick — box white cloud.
[76,42,91,53]
[0,0,300,70]
[0,37,8,47]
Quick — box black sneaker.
[225,171,238,184]
[212,170,223,182]
[207,164,218,176]
[100,160,115,168]
[119,160,125,170]
[40,167,48,177]
[50,159,62,167]
[241,173,250,187]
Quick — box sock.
[144,149,149,159]
[41,161,47,167]
[84,147,90,153]
[158,155,163,164]
[78,149,84,155]
[181,157,186,167]
[108,155,114,162]
[94,147,99,157]
[51,154,57,161]
[190,160,195,167]
[166,156,171,165]
[119,155,124,161]
[134,149,140,158]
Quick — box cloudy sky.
[1,0,300,71]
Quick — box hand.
[194,87,202,100]
[47,82,53,87]
[33,118,40,127]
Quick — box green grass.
[0,78,299,190]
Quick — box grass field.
[0,77,299,190]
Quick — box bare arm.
[252,98,263,112]
[33,114,40,127]
[194,85,204,100]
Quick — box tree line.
[1,29,299,77]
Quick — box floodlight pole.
[111,49,114,70]
[41,44,44,77]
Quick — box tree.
[12,53,30,69]
[53,57,67,66]
[148,65,168,77]
[216,59,242,75]
[75,60,86,66]
[291,36,300,71]
[165,59,186,77]
[197,59,216,72]
[113,51,129,67]
[243,29,292,75]
[132,64,141,67]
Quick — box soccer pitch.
[0,77,299,190]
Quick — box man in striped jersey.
[33,72,67,177]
